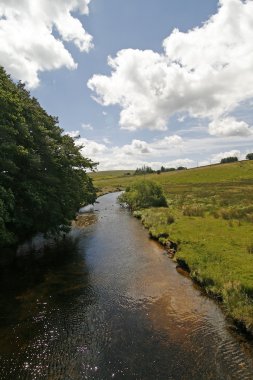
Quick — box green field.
[91,161,253,334]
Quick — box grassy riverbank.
[91,161,253,334]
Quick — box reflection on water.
[0,192,253,379]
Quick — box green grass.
[91,161,253,333]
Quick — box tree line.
[135,165,187,175]
[220,153,253,164]
[0,67,96,250]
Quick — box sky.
[1,0,253,170]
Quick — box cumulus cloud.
[88,0,253,135]
[77,130,253,170]
[76,134,189,170]
[0,0,93,87]
[208,117,253,137]
[77,138,108,156]
[122,140,152,155]
[153,135,183,150]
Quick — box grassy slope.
[91,161,253,332]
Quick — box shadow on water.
[0,235,99,379]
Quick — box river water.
[0,192,253,380]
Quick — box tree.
[0,66,96,249]
[220,157,238,164]
[135,165,154,175]
[246,153,253,160]
[118,180,167,210]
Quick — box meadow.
[91,161,253,334]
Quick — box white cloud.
[122,140,152,155]
[208,117,253,137]
[76,135,190,170]
[0,0,93,88]
[74,131,253,170]
[102,138,111,145]
[81,123,94,131]
[77,138,108,156]
[153,135,183,150]
[88,0,253,135]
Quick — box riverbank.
[134,207,253,337]
[91,161,253,337]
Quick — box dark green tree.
[135,165,154,175]
[220,157,238,164]
[246,153,253,160]
[0,67,96,249]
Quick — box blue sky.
[1,0,253,170]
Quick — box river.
[0,192,253,379]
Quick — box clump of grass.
[182,205,205,217]
[166,215,175,224]
[247,242,253,254]
[219,205,253,222]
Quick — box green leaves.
[0,66,96,248]
[119,180,167,211]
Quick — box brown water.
[0,192,253,380]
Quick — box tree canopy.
[246,153,253,160]
[118,180,167,211]
[0,67,96,249]
[220,156,238,164]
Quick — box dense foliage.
[118,180,167,210]
[0,67,96,248]
[160,166,176,173]
[246,153,253,160]
[220,156,238,163]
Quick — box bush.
[182,205,205,217]
[118,180,167,210]
[220,157,238,164]
[246,153,253,160]
[247,243,253,254]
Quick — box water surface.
[0,192,253,379]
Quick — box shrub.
[118,180,167,210]
[246,153,253,160]
[167,215,175,224]
[247,243,253,254]
[220,156,238,164]
[182,205,205,217]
